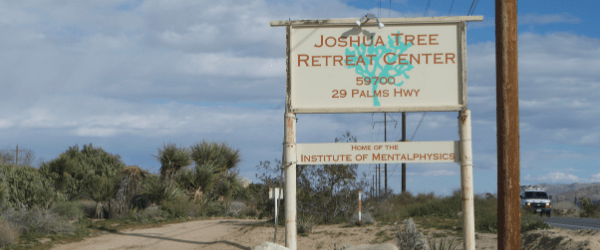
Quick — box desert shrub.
[78,200,97,218]
[131,194,151,210]
[579,197,600,218]
[405,191,462,218]
[0,218,20,248]
[349,210,375,225]
[130,206,166,220]
[0,172,7,210]
[521,209,552,232]
[198,201,224,217]
[297,214,319,235]
[40,143,126,201]
[227,201,245,217]
[1,207,73,235]
[241,205,258,217]
[160,196,192,218]
[0,165,56,209]
[51,201,84,221]
[395,218,429,250]
[141,174,184,205]
[428,237,458,250]
[370,190,462,223]
[474,193,498,233]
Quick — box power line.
[467,0,480,16]
[424,0,431,17]
[447,0,455,16]
[410,112,427,141]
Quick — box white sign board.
[290,23,465,113]
[295,141,460,165]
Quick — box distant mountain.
[535,182,600,197]
[532,182,600,204]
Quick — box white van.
[520,185,551,217]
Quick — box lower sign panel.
[296,141,460,165]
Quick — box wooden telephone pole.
[496,0,520,249]
[401,112,406,193]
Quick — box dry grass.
[0,218,20,248]
[1,207,74,235]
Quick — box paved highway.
[542,217,600,230]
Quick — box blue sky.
[1,0,599,196]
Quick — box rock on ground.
[252,242,290,250]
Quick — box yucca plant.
[154,143,192,183]
[190,140,240,175]
[142,174,184,205]
[85,175,119,218]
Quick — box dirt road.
[51,219,266,250]
[50,217,600,250]
[49,218,500,250]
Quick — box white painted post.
[358,190,362,226]
[283,113,297,250]
[274,187,279,243]
[459,109,475,250]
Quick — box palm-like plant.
[190,140,240,175]
[86,175,119,218]
[153,143,192,183]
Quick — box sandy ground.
[48,218,600,250]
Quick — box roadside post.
[269,188,284,243]
[271,15,483,250]
[358,190,362,226]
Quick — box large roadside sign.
[286,18,472,113]
[271,16,483,250]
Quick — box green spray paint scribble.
[345,32,413,106]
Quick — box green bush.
[51,201,84,221]
[197,202,224,217]
[0,165,56,209]
[160,196,192,218]
[40,143,126,201]
[474,194,498,233]
[521,209,552,232]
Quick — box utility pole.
[384,113,387,196]
[402,112,406,193]
[374,113,396,196]
[496,0,520,249]
[15,144,18,166]
[378,164,381,199]
[371,175,375,197]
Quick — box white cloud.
[519,13,581,25]
[178,53,285,77]
[411,169,456,177]
[524,171,579,183]
[0,5,37,24]
[592,173,600,182]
